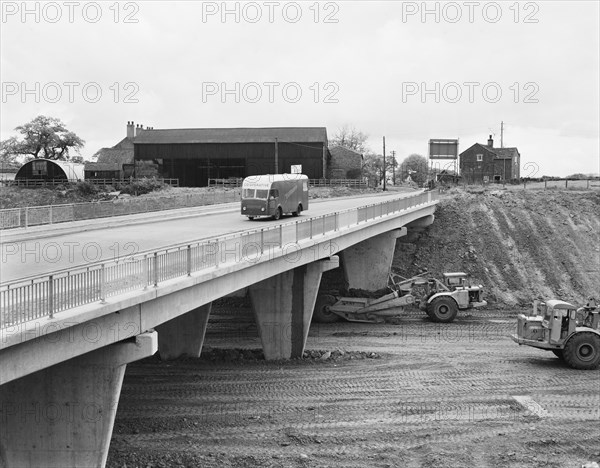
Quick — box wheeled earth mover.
[511,297,600,370]
[312,272,487,324]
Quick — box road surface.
[1,192,411,283]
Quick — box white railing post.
[100,265,106,303]
[153,252,159,286]
[24,207,28,228]
[49,205,53,225]
[142,254,148,289]
[187,245,192,276]
[48,275,54,318]
[260,230,264,254]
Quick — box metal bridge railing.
[0,191,438,330]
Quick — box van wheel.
[293,204,302,217]
[272,207,282,220]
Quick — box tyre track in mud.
[108,307,600,468]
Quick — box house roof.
[460,142,519,160]
[493,147,519,159]
[92,148,134,165]
[113,137,134,150]
[133,127,328,145]
[329,145,364,157]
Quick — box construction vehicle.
[511,297,600,370]
[312,271,487,324]
[415,272,487,322]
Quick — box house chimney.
[488,135,494,147]
[127,121,134,139]
[136,124,144,137]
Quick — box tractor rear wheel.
[426,297,458,323]
[312,294,339,323]
[551,349,564,360]
[563,332,600,370]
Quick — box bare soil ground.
[105,188,600,468]
[394,187,600,306]
[107,304,600,468]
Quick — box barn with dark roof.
[133,127,329,187]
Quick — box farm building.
[132,126,329,187]
[328,146,363,179]
[84,122,136,180]
[459,135,521,183]
[15,159,84,184]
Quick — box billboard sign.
[429,139,459,160]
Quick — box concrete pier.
[157,303,212,360]
[0,332,157,468]
[341,228,406,290]
[249,257,339,359]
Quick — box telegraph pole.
[274,138,279,174]
[382,136,386,191]
[391,150,396,185]
[500,121,504,148]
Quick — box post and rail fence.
[208,178,368,189]
[0,191,438,330]
[1,178,180,188]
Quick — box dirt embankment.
[394,188,600,307]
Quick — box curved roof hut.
[15,159,84,184]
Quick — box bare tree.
[330,125,369,153]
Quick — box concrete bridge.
[0,190,438,468]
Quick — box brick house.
[327,145,363,179]
[459,135,520,183]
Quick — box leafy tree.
[0,137,21,170]
[362,151,397,187]
[1,115,85,161]
[399,154,429,186]
[330,125,369,153]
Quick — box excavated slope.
[393,188,600,307]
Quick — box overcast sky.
[1,1,598,177]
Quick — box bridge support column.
[341,228,407,290]
[249,257,339,360]
[0,332,157,468]
[156,303,212,360]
